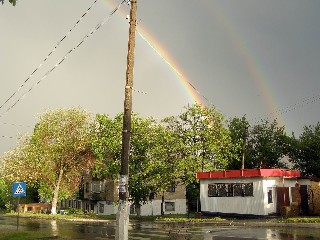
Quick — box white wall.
[95,201,118,215]
[200,178,267,215]
[262,179,278,214]
[200,177,304,216]
[199,177,296,216]
[136,199,186,216]
[94,199,186,216]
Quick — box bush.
[64,208,84,215]
[155,216,224,223]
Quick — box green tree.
[0,177,11,209]
[245,120,289,169]
[163,104,233,210]
[289,123,320,177]
[91,113,172,216]
[1,108,95,214]
[149,121,184,215]
[227,116,250,169]
[128,116,169,215]
[1,0,17,6]
[90,114,122,180]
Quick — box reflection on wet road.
[1,216,320,239]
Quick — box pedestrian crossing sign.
[12,182,26,197]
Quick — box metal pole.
[115,0,137,239]
[17,196,20,231]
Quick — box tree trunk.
[161,191,164,216]
[135,203,141,217]
[51,168,64,215]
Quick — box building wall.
[95,201,118,215]
[61,171,187,216]
[128,183,186,216]
[200,178,266,215]
[135,199,187,216]
[200,177,299,216]
[154,183,186,201]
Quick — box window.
[243,183,253,196]
[85,182,90,193]
[208,183,253,197]
[233,183,243,196]
[165,202,175,212]
[99,203,104,214]
[92,182,101,192]
[267,188,273,204]
[208,184,217,197]
[166,184,175,193]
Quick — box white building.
[197,169,310,216]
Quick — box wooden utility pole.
[115,0,137,239]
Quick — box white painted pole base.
[115,200,129,240]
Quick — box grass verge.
[284,217,320,223]
[0,229,58,240]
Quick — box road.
[1,216,320,239]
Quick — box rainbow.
[206,2,284,125]
[102,0,207,106]
[102,0,283,125]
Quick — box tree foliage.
[90,114,122,179]
[163,104,233,183]
[289,123,320,177]
[0,177,12,209]
[1,0,17,6]
[245,119,289,169]
[91,113,174,215]
[227,116,250,169]
[1,108,95,214]
[162,104,233,210]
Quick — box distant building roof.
[196,169,300,179]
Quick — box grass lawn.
[3,211,320,224]
[0,229,60,240]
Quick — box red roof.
[196,169,300,179]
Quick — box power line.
[0,122,32,128]
[0,0,99,112]
[1,135,19,139]
[251,92,320,124]
[0,0,126,117]
[276,93,320,116]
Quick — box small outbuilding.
[196,169,310,217]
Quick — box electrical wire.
[0,0,126,118]
[1,135,18,139]
[0,0,99,112]
[251,92,320,123]
[0,122,32,128]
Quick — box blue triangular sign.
[12,182,26,197]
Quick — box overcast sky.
[1,0,320,155]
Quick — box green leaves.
[245,120,288,169]
[90,113,172,206]
[1,0,17,6]
[161,104,233,208]
[0,108,94,212]
[228,117,290,169]
[289,123,320,177]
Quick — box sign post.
[12,182,26,230]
